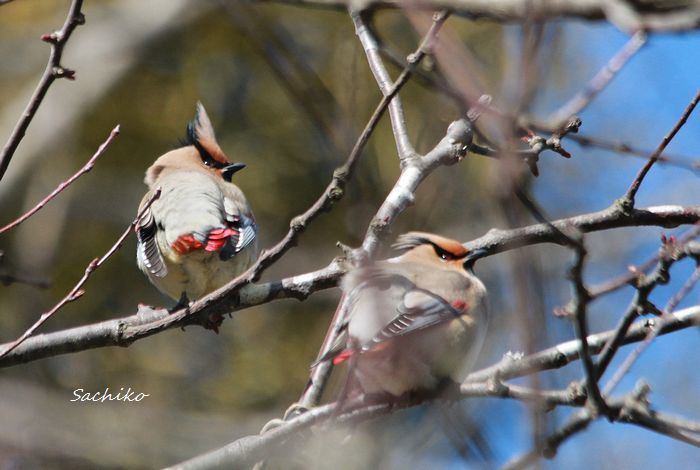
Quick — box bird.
[135,102,257,305]
[321,232,488,399]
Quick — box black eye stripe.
[432,244,455,261]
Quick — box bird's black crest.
[184,119,223,169]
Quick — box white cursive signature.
[71,387,150,402]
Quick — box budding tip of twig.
[40,32,58,44]
[72,289,86,300]
[552,306,571,318]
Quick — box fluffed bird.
[322,232,488,398]
[135,102,257,304]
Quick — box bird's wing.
[218,201,257,260]
[136,195,167,278]
[360,287,466,353]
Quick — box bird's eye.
[434,245,455,261]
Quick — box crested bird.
[135,102,257,305]
[322,232,488,399]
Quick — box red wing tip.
[172,235,203,254]
[332,350,354,365]
[204,227,238,252]
[451,300,469,312]
[173,228,239,254]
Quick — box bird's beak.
[221,162,246,182]
[463,248,489,272]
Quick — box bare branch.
[525,125,700,172]
[0,189,160,359]
[0,205,697,367]
[622,89,700,209]
[362,117,473,255]
[0,260,344,368]
[567,241,609,415]
[464,305,700,384]
[351,10,449,161]
[602,242,700,394]
[0,0,85,182]
[263,0,700,32]
[0,125,120,234]
[544,31,647,129]
[464,205,700,259]
[296,9,453,414]
[594,239,700,382]
[589,225,700,298]
[505,381,700,469]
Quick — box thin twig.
[554,131,700,173]
[0,189,161,359]
[593,239,699,381]
[0,0,85,182]
[568,241,609,415]
[0,125,120,234]
[546,31,647,129]
[589,225,700,298]
[603,257,700,395]
[622,89,700,209]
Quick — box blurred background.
[0,0,698,468]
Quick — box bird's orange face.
[393,232,470,269]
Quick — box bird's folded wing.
[361,288,464,352]
[136,204,167,278]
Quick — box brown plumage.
[324,232,488,398]
[136,102,257,302]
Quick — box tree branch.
[263,0,700,32]
[544,31,646,130]
[0,189,160,360]
[0,204,697,367]
[0,0,85,182]
[464,204,700,258]
[622,89,700,209]
[168,306,700,469]
[0,125,120,234]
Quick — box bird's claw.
[283,402,309,420]
[259,402,310,435]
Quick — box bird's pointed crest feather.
[184,102,229,167]
[392,232,468,258]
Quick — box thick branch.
[265,0,700,32]
[362,118,473,255]
[464,204,700,258]
[464,305,700,384]
[0,205,697,367]
[0,261,344,367]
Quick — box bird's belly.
[151,248,255,301]
[354,321,473,397]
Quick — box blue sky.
[480,20,700,468]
